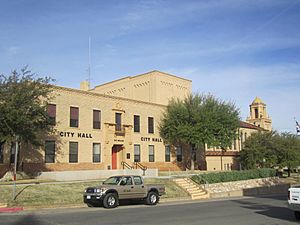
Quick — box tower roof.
[252,96,264,104]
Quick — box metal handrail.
[121,161,134,169]
[133,162,147,175]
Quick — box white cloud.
[7,46,20,56]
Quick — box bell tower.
[246,97,272,131]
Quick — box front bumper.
[83,193,105,204]
[288,202,300,211]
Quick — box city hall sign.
[59,131,93,139]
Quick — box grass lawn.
[0,178,189,208]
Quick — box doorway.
[112,145,123,169]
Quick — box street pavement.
[0,195,298,225]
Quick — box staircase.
[173,178,210,200]
[0,203,7,208]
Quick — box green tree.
[240,131,300,176]
[159,93,240,170]
[0,67,54,168]
[275,133,300,177]
[240,131,277,169]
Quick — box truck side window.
[133,176,143,185]
[126,177,132,185]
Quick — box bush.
[191,168,276,185]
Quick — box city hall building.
[0,71,272,177]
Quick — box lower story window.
[69,142,78,163]
[45,141,55,163]
[10,143,16,164]
[176,146,182,162]
[149,145,155,162]
[134,144,140,162]
[165,145,170,162]
[0,142,4,163]
[93,143,101,163]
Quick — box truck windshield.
[103,176,122,185]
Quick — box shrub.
[191,168,276,184]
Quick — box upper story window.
[165,145,171,162]
[70,107,79,128]
[45,140,55,163]
[93,110,101,129]
[255,108,259,119]
[115,113,122,131]
[47,104,56,125]
[148,117,154,134]
[134,115,140,132]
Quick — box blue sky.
[1,0,300,133]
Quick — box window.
[45,141,55,163]
[47,104,56,125]
[69,142,78,163]
[70,107,79,127]
[149,145,155,162]
[0,142,4,163]
[255,108,258,119]
[134,144,140,162]
[115,113,122,131]
[10,143,16,164]
[165,145,170,162]
[93,143,101,163]
[134,115,140,132]
[148,117,154,134]
[244,132,247,140]
[121,176,133,185]
[93,110,101,129]
[176,146,182,162]
[133,176,143,185]
[233,138,237,150]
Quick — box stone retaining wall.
[205,178,290,198]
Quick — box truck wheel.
[145,191,159,205]
[103,193,118,208]
[295,211,300,220]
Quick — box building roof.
[252,96,264,104]
[92,70,192,89]
[239,121,263,130]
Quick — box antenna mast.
[88,36,91,85]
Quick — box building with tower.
[0,71,272,179]
[246,97,272,131]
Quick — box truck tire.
[103,193,118,209]
[145,191,159,205]
[295,211,300,220]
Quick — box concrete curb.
[0,207,23,213]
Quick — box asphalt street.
[0,195,298,225]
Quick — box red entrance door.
[112,145,121,170]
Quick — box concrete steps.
[173,178,209,200]
[0,203,7,208]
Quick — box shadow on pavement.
[232,195,298,223]
[12,215,50,225]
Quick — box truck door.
[118,176,135,199]
[132,176,147,198]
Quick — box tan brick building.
[0,71,271,177]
